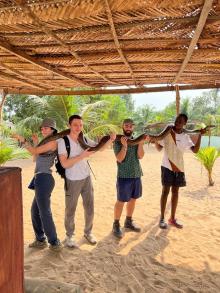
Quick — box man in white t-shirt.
[58,114,115,247]
[155,113,206,229]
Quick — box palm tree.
[195,146,220,186]
[14,95,123,139]
[80,100,121,138]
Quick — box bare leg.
[170,186,179,220]
[114,200,125,221]
[160,186,170,220]
[126,198,136,217]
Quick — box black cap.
[123,118,135,125]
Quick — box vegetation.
[0,138,30,166]
[195,147,220,186]
[1,89,220,165]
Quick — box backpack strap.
[63,136,70,158]
[83,135,96,180]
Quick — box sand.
[7,146,220,292]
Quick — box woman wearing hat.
[18,118,62,251]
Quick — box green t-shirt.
[113,140,143,178]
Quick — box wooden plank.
[174,0,214,83]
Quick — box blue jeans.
[31,173,58,245]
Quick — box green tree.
[133,105,156,134]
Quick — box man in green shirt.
[112,118,146,238]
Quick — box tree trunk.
[208,128,211,147]
[208,170,214,186]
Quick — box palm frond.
[80,100,110,118]
[0,138,30,165]
[86,124,120,139]
[195,147,220,171]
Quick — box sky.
[132,89,211,110]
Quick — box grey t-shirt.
[35,150,57,174]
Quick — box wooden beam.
[104,0,140,86]
[175,85,180,115]
[0,89,8,124]
[0,39,90,87]
[13,0,119,86]
[173,0,214,83]
[0,62,48,90]
[5,83,220,96]
[0,70,46,89]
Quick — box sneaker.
[49,239,63,251]
[112,221,123,239]
[124,218,141,232]
[168,218,183,229]
[84,233,97,245]
[159,219,168,229]
[63,236,78,248]
[29,239,47,249]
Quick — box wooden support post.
[0,89,8,125]
[175,85,180,115]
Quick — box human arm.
[190,128,206,153]
[98,133,116,151]
[115,137,128,163]
[137,135,150,159]
[59,149,95,168]
[13,134,57,155]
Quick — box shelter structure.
[0,2,219,292]
[0,0,219,98]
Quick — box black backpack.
[55,136,70,178]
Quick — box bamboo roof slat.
[0,38,91,87]
[13,0,120,86]
[173,0,214,84]
[104,0,141,86]
[0,0,218,94]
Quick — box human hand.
[200,127,207,135]
[31,133,39,145]
[80,149,95,159]
[12,134,25,143]
[110,133,116,142]
[120,136,128,147]
[144,134,151,143]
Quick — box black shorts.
[161,166,186,187]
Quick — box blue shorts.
[116,178,142,202]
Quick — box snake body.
[38,125,215,151]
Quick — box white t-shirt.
[159,132,194,171]
[58,135,96,181]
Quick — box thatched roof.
[0,0,219,95]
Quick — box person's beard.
[123,129,133,137]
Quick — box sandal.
[168,218,183,229]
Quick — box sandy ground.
[7,146,220,292]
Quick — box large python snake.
[38,125,215,152]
